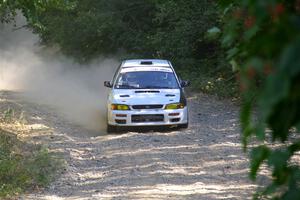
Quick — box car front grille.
[132,104,163,110]
[131,114,164,123]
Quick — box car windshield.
[114,71,179,89]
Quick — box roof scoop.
[140,61,153,65]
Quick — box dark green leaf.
[250,146,270,180]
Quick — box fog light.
[165,103,185,110]
[111,104,130,110]
[115,119,126,124]
[171,118,180,122]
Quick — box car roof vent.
[140,61,153,65]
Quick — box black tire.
[178,123,189,129]
[107,124,117,133]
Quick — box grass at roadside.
[0,129,62,198]
[0,105,62,198]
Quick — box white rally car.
[104,59,190,132]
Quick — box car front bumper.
[107,107,188,126]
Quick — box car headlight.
[111,104,130,110]
[165,103,185,110]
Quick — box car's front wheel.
[178,123,189,129]
[107,124,118,133]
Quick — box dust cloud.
[0,16,117,131]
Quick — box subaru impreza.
[104,59,189,132]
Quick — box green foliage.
[0,129,62,198]
[250,146,270,180]
[31,0,158,61]
[25,0,235,96]
[0,0,71,25]
[3,107,14,122]
[220,0,300,198]
[1,107,27,125]
[33,0,220,59]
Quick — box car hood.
[109,89,181,105]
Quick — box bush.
[220,0,300,199]
[0,129,61,198]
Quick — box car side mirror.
[181,80,190,87]
[104,81,112,88]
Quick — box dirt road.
[1,91,256,199]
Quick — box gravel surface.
[1,91,257,200]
